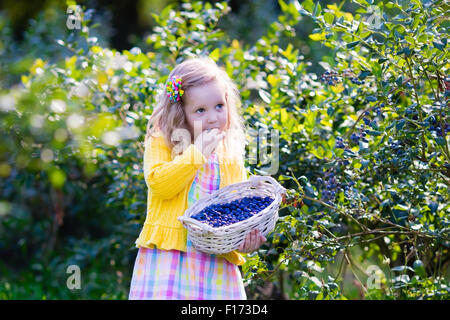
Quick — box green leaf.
[327,106,334,117]
[343,149,357,157]
[361,159,370,169]
[391,265,414,272]
[313,1,321,17]
[413,260,427,278]
[395,76,404,86]
[324,12,334,24]
[309,32,326,41]
[258,89,271,104]
[209,48,220,61]
[278,175,293,181]
[435,137,445,146]
[359,70,371,80]
[396,119,406,130]
[347,41,360,49]
[301,204,309,214]
[310,145,325,159]
[279,0,288,12]
[366,130,383,136]
[160,4,174,20]
[370,61,382,77]
[281,108,288,123]
[302,0,315,13]
[433,41,445,51]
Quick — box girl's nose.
[207,114,218,124]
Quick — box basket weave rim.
[179,175,286,234]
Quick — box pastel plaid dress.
[128,151,247,300]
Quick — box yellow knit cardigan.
[135,131,248,266]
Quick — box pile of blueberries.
[190,196,274,228]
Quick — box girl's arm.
[143,136,207,199]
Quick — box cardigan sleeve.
[143,135,207,200]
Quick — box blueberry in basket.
[190,196,274,228]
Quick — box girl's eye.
[196,104,224,113]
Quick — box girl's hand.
[238,229,267,253]
[194,128,225,158]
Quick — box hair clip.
[166,76,184,102]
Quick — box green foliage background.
[0,0,449,299]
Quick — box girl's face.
[183,79,229,142]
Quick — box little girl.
[128,56,267,300]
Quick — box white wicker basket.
[178,175,286,255]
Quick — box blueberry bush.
[0,0,448,299]
[247,0,449,299]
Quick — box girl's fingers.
[249,231,255,251]
[253,230,258,248]
[253,231,265,251]
[239,230,266,253]
[251,230,258,251]
[240,233,249,252]
[215,133,225,143]
[247,231,253,252]
[239,242,243,251]
[248,230,255,252]
[260,231,267,242]
[244,231,253,253]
